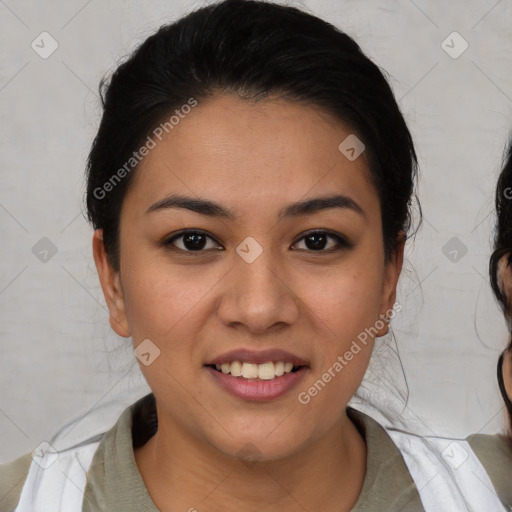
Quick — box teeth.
[242,362,259,379]
[274,361,284,377]
[257,362,275,380]
[212,361,300,380]
[230,360,242,377]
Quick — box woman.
[465,141,512,509]
[0,1,508,510]
[489,140,512,437]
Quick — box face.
[93,94,403,461]
[498,256,512,404]
[504,351,512,405]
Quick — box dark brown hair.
[84,0,418,272]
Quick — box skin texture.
[504,351,512,404]
[498,257,512,405]
[92,94,404,511]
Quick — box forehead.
[123,94,378,219]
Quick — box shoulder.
[1,439,103,512]
[356,413,510,512]
[348,408,425,511]
[467,432,512,508]
[467,431,512,467]
[0,452,32,512]
[1,394,155,512]
[0,395,143,512]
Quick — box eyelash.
[161,229,352,255]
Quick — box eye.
[162,230,223,253]
[292,230,352,252]
[162,229,351,254]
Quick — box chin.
[207,425,309,463]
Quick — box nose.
[217,245,300,334]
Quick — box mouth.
[204,361,306,380]
[203,349,310,401]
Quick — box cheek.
[305,264,384,336]
[504,353,512,399]
[120,251,224,341]
[292,265,381,401]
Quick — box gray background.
[1,0,512,463]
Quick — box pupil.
[306,233,327,250]
[184,232,206,250]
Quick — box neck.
[134,408,366,512]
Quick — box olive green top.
[467,431,512,507]
[0,393,508,511]
[83,395,424,511]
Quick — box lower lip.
[204,366,309,401]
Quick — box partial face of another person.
[93,94,403,460]
[498,256,512,407]
[503,351,512,404]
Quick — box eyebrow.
[145,193,365,220]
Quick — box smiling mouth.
[205,361,306,380]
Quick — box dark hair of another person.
[84,0,418,272]
[489,140,512,434]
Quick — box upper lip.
[205,348,309,366]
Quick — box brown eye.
[292,230,352,252]
[163,230,223,252]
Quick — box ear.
[376,232,405,337]
[92,229,131,338]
